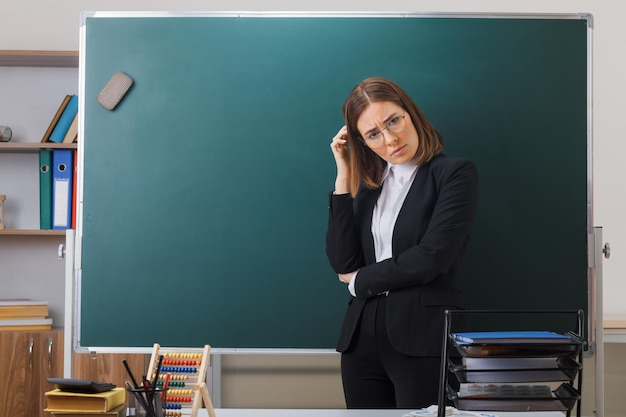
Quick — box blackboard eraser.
[97,71,133,111]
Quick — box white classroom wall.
[2,0,623,320]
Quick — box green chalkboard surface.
[79,14,590,349]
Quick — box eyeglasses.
[362,114,407,149]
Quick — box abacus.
[146,343,216,417]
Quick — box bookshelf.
[0,142,76,236]
[0,142,77,236]
[0,50,78,417]
[0,50,78,234]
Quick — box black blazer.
[326,154,479,356]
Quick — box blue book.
[49,95,78,143]
[453,331,572,345]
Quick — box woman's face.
[356,101,419,165]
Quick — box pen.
[123,359,140,389]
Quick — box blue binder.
[51,150,74,229]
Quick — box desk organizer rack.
[146,343,216,417]
[437,310,585,417]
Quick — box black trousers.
[340,295,442,409]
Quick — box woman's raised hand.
[330,126,350,194]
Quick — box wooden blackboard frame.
[75,12,593,352]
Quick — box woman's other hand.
[338,270,358,284]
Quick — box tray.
[452,339,583,358]
[449,382,580,412]
[449,356,581,383]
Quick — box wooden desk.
[203,409,566,417]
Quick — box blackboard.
[78,13,590,349]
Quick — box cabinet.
[0,329,63,417]
[438,310,584,417]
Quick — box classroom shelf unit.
[438,310,585,417]
[0,50,78,237]
[0,141,77,236]
[0,50,79,417]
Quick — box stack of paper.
[0,299,53,330]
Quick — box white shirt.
[348,159,420,296]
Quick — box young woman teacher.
[326,77,479,409]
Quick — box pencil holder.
[126,387,167,417]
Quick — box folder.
[52,150,74,230]
[39,150,53,230]
[71,150,78,229]
[452,331,573,345]
[49,95,78,143]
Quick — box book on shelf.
[39,149,53,230]
[45,387,126,413]
[48,404,126,417]
[52,149,74,229]
[42,95,72,143]
[62,113,79,143]
[0,299,49,318]
[0,317,53,331]
[49,94,78,143]
[452,331,573,345]
[0,324,52,331]
[0,298,49,306]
